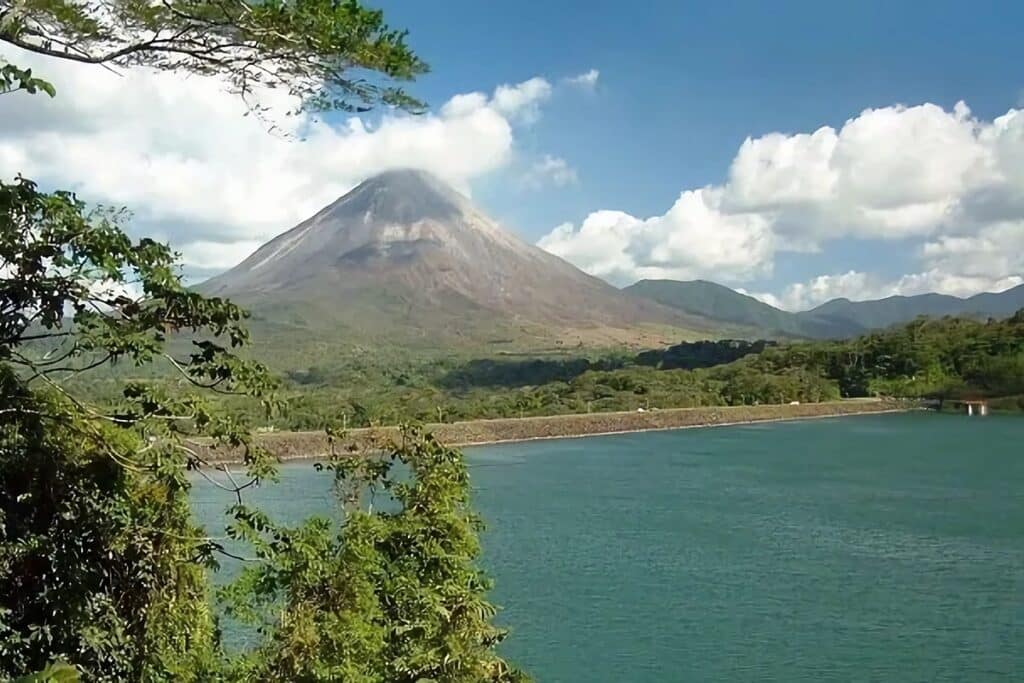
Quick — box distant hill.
[625,279,1024,339]
[196,170,1021,354]
[199,169,717,355]
[804,285,1024,332]
[623,280,853,338]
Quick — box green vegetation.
[82,339,828,431]
[0,175,271,681]
[775,312,1024,403]
[0,0,427,113]
[1,2,525,681]
[129,314,1022,432]
[635,338,774,369]
[221,426,526,682]
[3,3,1022,679]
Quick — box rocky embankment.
[201,399,913,464]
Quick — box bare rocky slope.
[200,169,718,350]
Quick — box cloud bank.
[538,101,1024,309]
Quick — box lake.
[191,412,1024,681]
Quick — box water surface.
[192,412,1024,681]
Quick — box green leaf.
[13,662,80,682]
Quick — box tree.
[222,427,527,682]
[0,0,427,114]
[1,2,524,679]
[0,176,274,680]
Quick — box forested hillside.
[77,312,1024,431]
[750,310,1024,405]
[275,311,1024,426]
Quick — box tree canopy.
[1,2,527,680]
[0,0,427,113]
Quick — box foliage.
[0,0,427,114]
[438,354,629,390]
[13,661,80,682]
[0,175,277,679]
[744,313,1024,403]
[113,313,1024,433]
[1,1,530,681]
[0,60,54,97]
[221,426,527,682]
[635,338,774,370]
[142,341,838,432]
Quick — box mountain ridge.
[625,278,1024,339]
[804,285,1024,331]
[622,279,849,338]
[199,169,719,351]
[199,169,1022,350]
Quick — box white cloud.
[177,240,264,270]
[892,271,1023,299]
[918,220,1024,283]
[490,77,552,124]
[749,271,876,311]
[565,69,600,89]
[538,213,643,284]
[751,269,1024,312]
[538,188,774,285]
[721,101,995,240]
[756,218,1024,311]
[539,100,1024,297]
[87,278,144,307]
[724,127,839,210]
[520,155,578,190]
[0,50,564,270]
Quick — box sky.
[2,0,1024,311]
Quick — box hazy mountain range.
[200,169,1024,351]
[626,279,1024,339]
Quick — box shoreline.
[453,407,914,449]
[202,399,916,464]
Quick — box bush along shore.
[201,398,913,464]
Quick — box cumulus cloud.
[749,269,1024,312]
[747,271,878,311]
[538,188,774,284]
[520,155,578,190]
[539,100,1024,298]
[721,101,1000,241]
[0,48,563,271]
[565,69,600,89]
[490,76,552,124]
[751,217,1024,311]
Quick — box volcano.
[200,169,715,348]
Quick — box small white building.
[964,400,989,416]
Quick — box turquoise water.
[192,413,1024,681]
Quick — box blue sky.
[3,0,1023,310]
[373,0,1024,306]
